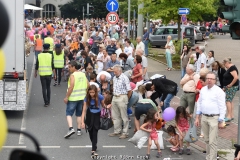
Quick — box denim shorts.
[66,100,83,116]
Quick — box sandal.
[224,117,231,122]
[199,134,204,138]
[167,68,172,71]
[165,68,169,70]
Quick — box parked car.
[195,26,207,38]
[149,25,195,47]
[194,28,203,43]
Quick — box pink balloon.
[162,107,176,121]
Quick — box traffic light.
[87,3,94,16]
[220,0,240,39]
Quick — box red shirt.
[195,80,203,102]
[132,63,143,83]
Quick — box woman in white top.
[206,50,215,71]
[102,48,111,71]
[96,45,104,74]
[124,39,134,59]
[165,35,173,71]
[115,42,123,58]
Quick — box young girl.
[140,108,162,158]
[175,106,190,155]
[166,125,180,152]
[81,85,105,158]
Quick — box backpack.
[170,44,176,54]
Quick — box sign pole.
[127,0,130,39]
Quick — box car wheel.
[195,40,197,43]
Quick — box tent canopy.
[24,4,43,10]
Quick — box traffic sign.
[106,12,119,25]
[181,15,187,23]
[106,0,119,12]
[178,8,190,15]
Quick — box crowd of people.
[25,17,239,160]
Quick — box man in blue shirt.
[143,28,150,56]
[106,53,120,79]
[106,38,117,56]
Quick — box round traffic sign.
[106,12,119,25]
[181,15,187,22]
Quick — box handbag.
[170,44,176,54]
[184,118,198,143]
[100,108,113,130]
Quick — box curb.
[148,56,181,71]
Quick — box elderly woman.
[131,55,143,84]
[222,57,239,122]
[165,35,173,71]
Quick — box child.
[102,90,112,109]
[140,108,162,159]
[166,125,180,152]
[175,106,191,155]
[81,85,105,158]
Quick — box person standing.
[53,44,65,86]
[44,31,54,54]
[135,36,145,56]
[195,72,226,160]
[108,65,132,139]
[165,35,173,71]
[106,53,120,79]
[34,44,55,107]
[143,28,149,56]
[180,45,191,78]
[34,34,43,60]
[63,61,89,138]
[196,46,207,74]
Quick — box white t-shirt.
[124,46,133,59]
[196,53,207,73]
[136,42,145,55]
[97,52,104,69]
[96,71,111,83]
[115,48,122,58]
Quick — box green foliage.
[60,0,108,19]
[209,33,214,39]
[118,0,138,20]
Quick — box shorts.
[225,86,238,102]
[66,100,83,116]
[135,103,153,120]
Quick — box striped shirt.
[113,73,131,95]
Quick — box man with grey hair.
[136,49,149,80]
[196,46,207,74]
[136,36,145,55]
[109,64,132,139]
[180,64,200,116]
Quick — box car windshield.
[200,27,206,31]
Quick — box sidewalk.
[147,34,240,160]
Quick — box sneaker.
[156,152,162,158]
[179,148,184,155]
[145,154,150,159]
[119,134,128,139]
[186,148,191,155]
[91,152,98,159]
[64,129,75,138]
[53,83,57,86]
[108,132,121,137]
[44,103,48,107]
[77,130,82,136]
[129,122,131,129]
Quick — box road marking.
[19,56,36,145]
[40,146,61,149]
[3,146,26,148]
[103,146,126,148]
[134,146,147,148]
[69,145,92,148]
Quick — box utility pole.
[137,2,144,37]
[127,0,131,39]
[87,3,89,31]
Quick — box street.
[0,35,237,160]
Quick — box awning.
[24,4,43,10]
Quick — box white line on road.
[69,145,92,148]
[134,146,147,148]
[19,57,36,144]
[39,146,61,149]
[3,146,27,148]
[103,146,126,148]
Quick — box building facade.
[25,0,71,18]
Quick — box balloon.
[162,107,176,121]
[0,49,5,79]
[0,109,8,150]
[0,1,10,47]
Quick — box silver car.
[194,28,203,43]
[149,25,195,47]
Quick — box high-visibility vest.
[68,72,87,101]
[53,50,64,68]
[34,34,41,41]
[38,53,53,76]
[44,37,54,51]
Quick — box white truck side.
[0,0,27,110]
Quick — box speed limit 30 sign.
[106,12,119,25]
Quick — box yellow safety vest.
[38,53,53,76]
[68,72,87,101]
[34,34,41,41]
[44,37,54,51]
[53,50,64,68]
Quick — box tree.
[139,0,218,40]
[118,0,138,21]
[60,0,108,19]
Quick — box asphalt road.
[0,47,207,160]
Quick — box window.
[42,4,56,18]
[164,28,178,34]
[153,28,165,35]
[200,27,206,31]
[185,28,194,36]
